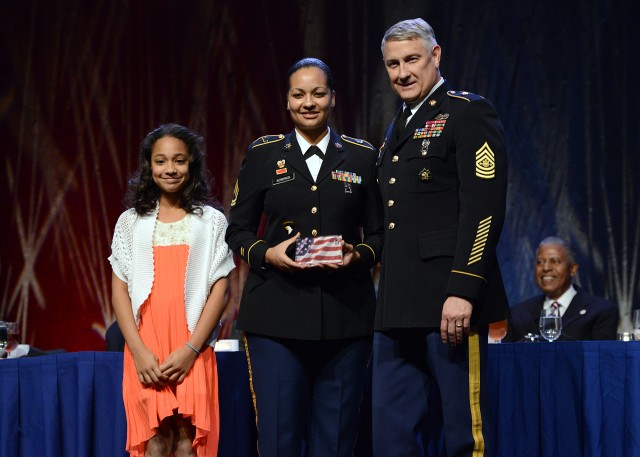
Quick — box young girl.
[109,124,235,457]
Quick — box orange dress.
[122,242,219,457]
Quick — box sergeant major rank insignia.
[475,142,495,179]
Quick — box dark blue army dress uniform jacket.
[376,81,510,329]
[226,129,384,340]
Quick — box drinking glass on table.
[633,310,640,341]
[0,321,19,354]
[539,309,562,342]
[488,319,508,343]
[617,332,635,342]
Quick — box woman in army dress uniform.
[226,58,384,457]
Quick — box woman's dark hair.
[286,57,334,91]
[125,123,213,215]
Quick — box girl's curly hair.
[125,123,214,215]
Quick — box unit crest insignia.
[419,168,432,181]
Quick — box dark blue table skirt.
[0,351,256,457]
[2,342,640,457]
[488,341,640,457]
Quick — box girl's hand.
[159,345,198,384]
[132,346,168,387]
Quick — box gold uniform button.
[388,200,394,207]
[311,207,317,214]
[388,222,395,230]
[392,155,399,162]
[311,185,318,191]
[311,229,318,236]
[389,177,396,184]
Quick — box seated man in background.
[506,236,618,341]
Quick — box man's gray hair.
[537,236,577,265]
[381,18,438,56]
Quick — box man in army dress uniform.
[372,18,510,457]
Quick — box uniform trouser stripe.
[242,334,259,429]
[468,331,485,456]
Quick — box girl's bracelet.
[185,342,200,355]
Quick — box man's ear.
[570,263,579,277]
[432,45,442,68]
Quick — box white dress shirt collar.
[544,284,577,318]
[295,127,330,182]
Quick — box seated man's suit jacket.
[506,289,618,342]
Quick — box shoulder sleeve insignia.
[340,134,375,150]
[447,90,484,102]
[475,142,495,179]
[250,134,285,149]
[230,180,239,207]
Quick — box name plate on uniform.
[272,173,295,185]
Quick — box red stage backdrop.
[0,0,379,350]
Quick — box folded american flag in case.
[295,235,343,265]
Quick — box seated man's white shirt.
[543,285,578,318]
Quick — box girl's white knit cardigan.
[109,205,235,334]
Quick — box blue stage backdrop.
[0,0,638,350]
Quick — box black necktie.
[303,145,325,159]
[393,107,411,142]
